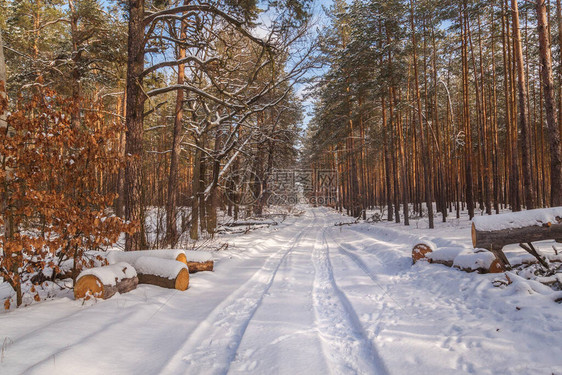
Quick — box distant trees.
[306,0,562,224]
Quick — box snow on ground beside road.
[1,207,562,374]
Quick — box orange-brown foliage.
[0,87,136,307]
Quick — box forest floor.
[1,207,562,374]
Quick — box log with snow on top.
[452,249,505,274]
[183,250,214,273]
[472,207,562,267]
[134,257,189,291]
[74,262,138,300]
[412,242,504,273]
[107,249,188,266]
[427,247,466,267]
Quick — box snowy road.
[1,207,562,374]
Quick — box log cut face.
[176,253,188,265]
[412,242,435,263]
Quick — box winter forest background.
[1,0,562,309]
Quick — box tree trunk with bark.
[512,0,535,209]
[536,0,562,206]
[124,0,147,251]
[166,13,188,246]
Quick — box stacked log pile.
[74,250,215,299]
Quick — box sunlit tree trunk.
[511,0,535,209]
[536,0,562,206]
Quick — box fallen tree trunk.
[472,207,562,267]
[412,243,504,273]
[184,250,214,273]
[428,247,466,267]
[74,262,138,300]
[186,260,214,273]
[453,250,504,274]
[134,257,189,291]
[107,249,188,266]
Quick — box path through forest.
[1,207,561,374]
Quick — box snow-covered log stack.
[134,257,189,291]
[472,207,562,266]
[107,249,188,266]
[74,262,138,300]
[412,243,504,273]
[184,250,214,273]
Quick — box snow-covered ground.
[1,207,562,374]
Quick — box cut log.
[472,207,562,267]
[74,262,138,300]
[184,250,214,273]
[185,260,213,273]
[453,250,505,274]
[413,244,504,274]
[427,247,466,267]
[412,241,436,263]
[134,256,189,291]
[107,249,187,266]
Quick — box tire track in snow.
[311,217,389,375]
[323,227,414,345]
[159,211,318,375]
[325,228,399,298]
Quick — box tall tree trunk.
[124,0,147,251]
[166,13,188,246]
[0,30,20,306]
[0,29,13,240]
[512,0,535,209]
[536,0,562,206]
[382,97,393,222]
[461,2,475,219]
[410,0,434,228]
[491,0,501,213]
[476,14,492,215]
[557,0,562,139]
[115,94,127,218]
[190,144,201,240]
